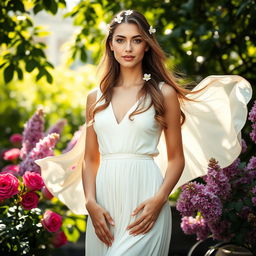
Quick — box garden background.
[0,0,255,255]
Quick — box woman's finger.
[129,218,150,235]
[142,221,154,234]
[127,215,145,230]
[104,211,115,226]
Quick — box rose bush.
[0,108,86,255]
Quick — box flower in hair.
[143,73,151,81]
[114,14,123,24]
[125,10,133,16]
[149,25,156,34]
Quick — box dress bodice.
[93,82,164,157]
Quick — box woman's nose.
[125,41,132,52]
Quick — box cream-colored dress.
[35,75,252,256]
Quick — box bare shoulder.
[161,83,179,102]
[86,87,98,106]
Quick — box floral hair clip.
[149,25,156,34]
[114,14,123,24]
[143,73,151,81]
[124,10,133,16]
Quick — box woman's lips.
[122,56,135,61]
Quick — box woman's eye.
[116,39,123,43]
[134,39,142,44]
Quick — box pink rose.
[42,186,54,200]
[10,133,23,146]
[0,173,19,200]
[3,148,20,161]
[23,171,44,191]
[41,210,62,232]
[51,230,68,248]
[21,191,39,210]
[1,164,20,176]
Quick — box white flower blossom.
[143,73,151,81]
[125,10,133,16]
[114,14,123,24]
[149,26,156,34]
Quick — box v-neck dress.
[85,81,172,256]
[34,75,252,256]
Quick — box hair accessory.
[124,10,133,16]
[114,14,123,24]
[149,25,156,34]
[143,73,151,81]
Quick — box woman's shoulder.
[160,82,178,99]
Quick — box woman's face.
[109,23,149,69]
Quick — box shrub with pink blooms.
[176,100,256,255]
[0,108,86,256]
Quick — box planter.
[215,244,253,256]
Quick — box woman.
[35,9,252,256]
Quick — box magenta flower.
[41,210,62,232]
[10,133,23,146]
[21,191,39,210]
[51,230,68,248]
[0,173,19,201]
[2,148,21,161]
[1,164,20,176]
[42,186,54,200]
[23,171,44,191]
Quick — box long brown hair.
[88,10,208,129]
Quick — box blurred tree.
[0,0,66,84]
[65,0,256,85]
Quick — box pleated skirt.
[85,153,172,256]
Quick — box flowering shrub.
[176,100,256,254]
[0,108,86,255]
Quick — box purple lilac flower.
[45,119,67,138]
[204,158,231,199]
[20,108,45,160]
[252,186,256,194]
[176,182,205,217]
[207,220,231,241]
[252,197,256,206]
[62,125,84,153]
[248,100,256,123]
[247,156,256,170]
[223,158,241,179]
[192,187,222,222]
[181,216,210,241]
[19,133,59,175]
[250,123,256,144]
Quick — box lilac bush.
[176,100,256,254]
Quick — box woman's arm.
[127,83,185,235]
[82,89,115,247]
[155,83,185,203]
[82,89,100,205]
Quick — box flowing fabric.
[35,75,253,218]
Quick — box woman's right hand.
[86,200,115,247]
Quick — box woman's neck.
[118,65,144,88]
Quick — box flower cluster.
[176,100,256,254]
[0,108,86,255]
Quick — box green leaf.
[16,67,23,80]
[25,59,37,72]
[4,64,15,83]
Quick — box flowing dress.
[34,75,252,256]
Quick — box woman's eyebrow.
[115,35,142,38]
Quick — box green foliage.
[0,0,67,84]
[0,64,96,153]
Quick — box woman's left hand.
[126,195,166,236]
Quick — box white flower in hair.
[143,73,151,81]
[114,14,123,24]
[125,10,133,15]
[149,25,156,34]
